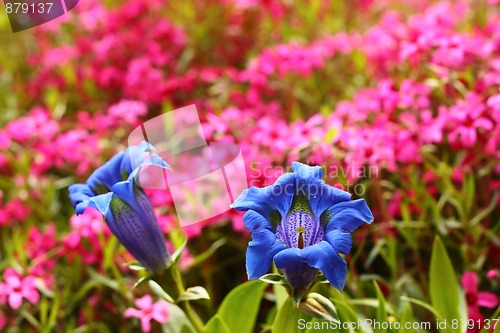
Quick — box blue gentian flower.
[231,162,373,302]
[69,141,172,275]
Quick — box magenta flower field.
[0,0,499,332]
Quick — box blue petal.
[88,194,150,268]
[230,172,295,219]
[325,229,352,255]
[291,162,351,217]
[106,195,162,273]
[86,151,126,194]
[85,192,152,268]
[291,161,324,180]
[301,241,347,292]
[108,185,168,274]
[242,210,273,232]
[325,199,374,233]
[124,141,154,170]
[87,192,113,217]
[273,247,319,288]
[111,180,169,264]
[129,155,172,185]
[68,184,95,214]
[246,228,287,279]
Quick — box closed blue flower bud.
[231,162,374,300]
[69,141,171,275]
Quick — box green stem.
[171,264,205,333]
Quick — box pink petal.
[124,308,142,318]
[23,277,37,288]
[461,128,477,147]
[152,302,170,323]
[477,292,499,308]
[4,271,21,288]
[9,293,23,309]
[140,317,152,332]
[135,295,153,310]
[487,270,498,279]
[22,289,39,305]
[461,271,478,293]
[474,118,493,131]
[467,305,484,321]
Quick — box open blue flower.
[69,141,171,275]
[231,162,373,300]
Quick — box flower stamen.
[296,226,306,249]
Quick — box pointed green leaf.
[332,300,366,333]
[260,273,286,285]
[429,237,462,332]
[374,281,387,333]
[399,304,415,333]
[167,236,188,269]
[177,286,210,302]
[205,315,230,333]
[126,262,146,271]
[133,275,151,289]
[272,298,311,333]
[162,304,196,333]
[217,280,267,333]
[149,280,175,303]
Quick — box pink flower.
[0,268,40,309]
[124,295,170,332]
[461,271,499,325]
[443,93,493,148]
[486,93,500,123]
[0,131,10,150]
[27,224,58,259]
[487,270,498,279]
[107,100,147,124]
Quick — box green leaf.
[332,300,365,333]
[399,304,415,333]
[314,274,330,284]
[272,298,311,333]
[205,315,231,333]
[373,281,387,333]
[125,262,146,271]
[429,237,462,332]
[177,286,210,302]
[216,280,267,333]
[400,298,453,333]
[149,280,175,303]
[162,304,196,333]
[185,239,226,269]
[167,235,188,269]
[273,284,288,310]
[260,273,286,284]
[133,275,151,289]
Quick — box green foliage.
[205,280,266,333]
[273,298,311,333]
[429,237,464,332]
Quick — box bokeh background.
[0,0,499,332]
